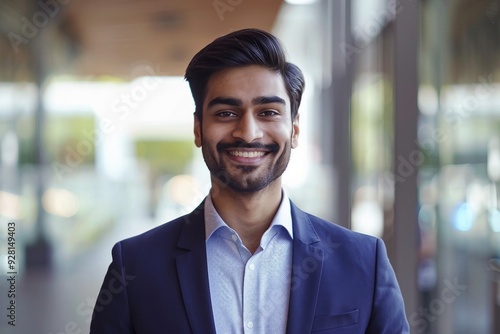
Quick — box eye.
[216,111,237,118]
[260,110,279,116]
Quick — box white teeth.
[229,151,265,158]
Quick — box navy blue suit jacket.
[90,201,409,333]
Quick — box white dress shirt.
[205,191,293,334]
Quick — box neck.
[210,179,283,253]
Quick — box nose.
[231,112,263,143]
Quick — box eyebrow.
[252,96,286,105]
[207,95,286,109]
[207,97,242,108]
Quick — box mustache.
[217,141,279,152]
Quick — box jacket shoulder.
[305,211,379,244]
[119,203,205,253]
[298,210,381,261]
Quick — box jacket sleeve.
[366,238,410,333]
[90,242,135,334]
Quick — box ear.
[291,114,300,149]
[194,114,202,147]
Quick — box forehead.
[203,65,290,106]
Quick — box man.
[90,28,409,333]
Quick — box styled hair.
[184,28,305,122]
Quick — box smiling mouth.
[228,151,266,158]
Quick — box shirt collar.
[204,190,294,242]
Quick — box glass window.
[420,1,500,332]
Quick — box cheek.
[200,127,222,148]
[204,123,235,141]
[274,126,294,143]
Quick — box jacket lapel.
[286,202,324,334]
[176,202,216,334]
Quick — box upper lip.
[217,141,278,155]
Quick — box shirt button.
[249,263,255,270]
[231,234,238,242]
[247,321,254,328]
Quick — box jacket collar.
[290,201,321,245]
[175,200,324,334]
[175,201,217,334]
[286,202,324,334]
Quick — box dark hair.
[184,28,305,122]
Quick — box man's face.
[194,65,299,193]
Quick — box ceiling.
[60,0,284,78]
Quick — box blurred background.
[0,0,499,333]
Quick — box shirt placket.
[242,251,259,333]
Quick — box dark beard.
[202,140,291,193]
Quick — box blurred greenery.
[45,115,95,165]
[135,139,194,175]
